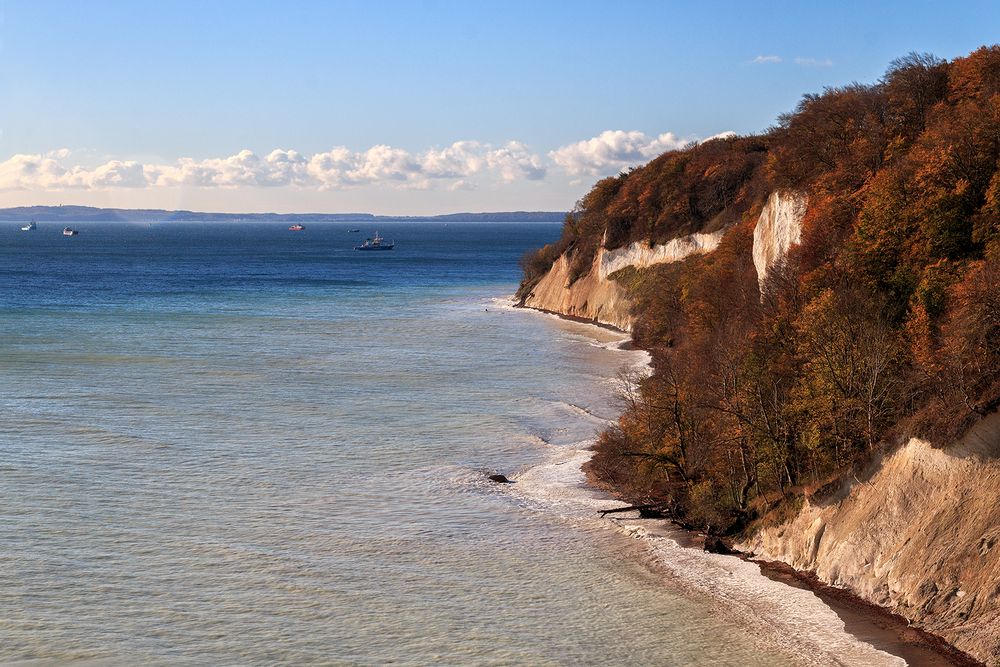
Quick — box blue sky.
[1,0,997,214]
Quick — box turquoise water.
[0,222,886,665]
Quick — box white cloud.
[420,140,488,179]
[751,55,782,64]
[349,145,421,183]
[448,179,476,192]
[700,131,737,143]
[89,160,149,188]
[0,130,729,193]
[794,57,833,68]
[548,130,690,177]
[150,148,312,188]
[0,153,69,189]
[0,152,152,190]
[484,141,546,181]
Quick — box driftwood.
[598,503,668,517]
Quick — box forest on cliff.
[519,46,1000,534]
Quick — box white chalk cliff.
[741,413,1000,663]
[743,191,1000,660]
[523,229,725,331]
[598,231,726,280]
[523,189,809,329]
[752,191,808,291]
[523,250,635,330]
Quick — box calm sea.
[0,222,903,666]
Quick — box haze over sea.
[1,222,898,665]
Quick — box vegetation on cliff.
[520,46,1000,534]
[516,135,769,301]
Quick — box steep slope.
[522,189,804,329]
[742,414,1000,662]
[522,251,634,331]
[752,191,807,289]
[522,229,725,331]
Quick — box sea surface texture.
[1,222,890,666]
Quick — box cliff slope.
[752,191,807,289]
[742,415,1000,662]
[521,188,804,329]
[522,229,724,331]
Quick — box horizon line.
[0,203,568,220]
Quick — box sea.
[0,221,912,665]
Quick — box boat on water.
[348,228,361,233]
[20,220,36,231]
[62,227,79,236]
[288,223,305,231]
[355,232,394,251]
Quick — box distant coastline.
[0,205,567,224]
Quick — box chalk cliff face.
[598,231,725,280]
[522,230,724,331]
[752,191,808,290]
[523,189,808,329]
[523,250,636,331]
[741,413,1000,664]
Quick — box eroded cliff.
[520,47,1000,664]
[599,231,726,280]
[752,190,807,290]
[522,229,725,331]
[741,414,1000,663]
[522,189,1000,662]
[522,249,635,331]
[522,190,806,329]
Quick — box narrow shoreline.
[750,558,983,667]
[512,302,633,338]
[519,300,983,667]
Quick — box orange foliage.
[525,45,1000,534]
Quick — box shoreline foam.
[505,440,908,666]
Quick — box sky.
[0,0,998,215]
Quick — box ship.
[288,223,305,231]
[354,232,394,251]
[20,220,36,231]
[347,228,361,233]
[62,227,79,236]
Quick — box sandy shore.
[751,557,982,667]
[582,469,983,666]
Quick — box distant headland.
[0,205,567,223]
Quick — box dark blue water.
[1,222,547,313]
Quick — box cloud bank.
[0,142,546,192]
[0,130,731,193]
